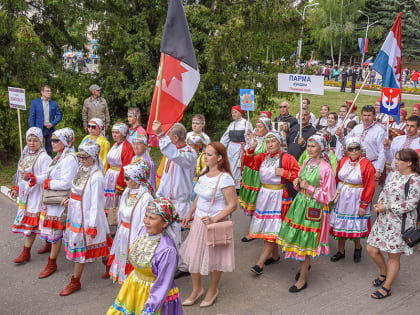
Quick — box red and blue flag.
[372,12,402,123]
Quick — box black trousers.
[43,127,54,156]
[340,79,347,92]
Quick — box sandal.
[264,256,280,265]
[371,286,391,299]
[372,274,387,287]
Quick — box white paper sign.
[8,87,26,110]
[278,73,324,95]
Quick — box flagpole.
[339,71,371,129]
[299,93,303,137]
[155,53,166,121]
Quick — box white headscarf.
[112,122,128,137]
[132,133,148,145]
[89,118,105,136]
[346,136,361,148]
[22,127,45,157]
[50,128,76,166]
[78,141,103,174]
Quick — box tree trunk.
[330,40,335,66]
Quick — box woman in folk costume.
[131,133,156,192]
[239,117,271,242]
[186,114,211,146]
[107,198,183,315]
[298,130,338,175]
[329,137,376,263]
[243,131,300,276]
[38,128,79,279]
[277,134,336,293]
[60,141,113,296]
[80,117,111,172]
[108,160,155,284]
[220,105,253,189]
[10,127,52,263]
[104,122,135,214]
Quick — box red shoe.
[59,276,81,296]
[38,257,57,279]
[37,240,52,254]
[13,246,31,264]
[101,264,111,279]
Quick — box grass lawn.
[0,155,19,188]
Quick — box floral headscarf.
[308,134,330,163]
[146,197,180,225]
[132,134,148,145]
[256,117,272,133]
[186,134,204,145]
[123,159,154,195]
[89,118,105,136]
[50,128,76,166]
[146,197,180,244]
[265,131,285,148]
[26,127,43,144]
[112,122,128,137]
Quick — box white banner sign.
[8,87,26,110]
[278,73,324,95]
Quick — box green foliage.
[363,0,420,61]
[0,0,95,153]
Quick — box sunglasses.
[347,147,361,152]
[78,155,90,160]
[279,106,287,108]
[88,124,97,129]
[124,175,131,181]
[51,139,61,144]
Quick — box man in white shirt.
[384,116,420,169]
[295,97,317,126]
[337,105,386,179]
[152,120,197,279]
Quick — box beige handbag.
[205,174,233,247]
[43,189,71,205]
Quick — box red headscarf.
[260,111,272,119]
[413,103,420,113]
[232,105,244,115]
[400,109,407,117]
[345,100,357,112]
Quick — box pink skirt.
[180,216,234,275]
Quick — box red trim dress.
[330,156,376,239]
[243,150,300,242]
[12,149,51,236]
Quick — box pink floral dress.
[367,171,420,255]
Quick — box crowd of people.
[9,84,420,314]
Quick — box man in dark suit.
[29,85,62,156]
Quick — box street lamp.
[296,2,319,71]
[358,10,378,66]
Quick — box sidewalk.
[324,86,420,101]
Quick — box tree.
[308,0,365,66]
[363,0,420,61]
[95,0,301,139]
[0,0,95,153]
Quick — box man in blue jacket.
[29,85,62,156]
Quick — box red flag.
[364,38,369,53]
[147,0,200,136]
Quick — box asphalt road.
[1,193,420,315]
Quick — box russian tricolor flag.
[372,12,402,123]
